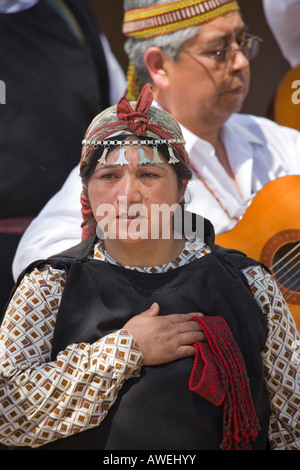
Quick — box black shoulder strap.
[212,243,271,273]
[53,234,96,261]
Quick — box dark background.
[89,0,290,119]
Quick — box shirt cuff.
[101,329,144,378]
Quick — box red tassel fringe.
[189,316,260,450]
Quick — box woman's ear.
[144,47,171,90]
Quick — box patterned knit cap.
[123,0,240,100]
[80,83,188,240]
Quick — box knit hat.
[123,0,240,100]
[80,83,189,240]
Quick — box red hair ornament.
[116,83,152,135]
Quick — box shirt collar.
[93,237,210,273]
[180,113,265,154]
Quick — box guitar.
[215,176,300,330]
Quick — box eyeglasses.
[179,34,262,70]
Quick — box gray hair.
[123,0,200,85]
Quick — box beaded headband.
[81,137,186,166]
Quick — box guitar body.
[215,176,300,330]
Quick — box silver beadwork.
[114,147,129,166]
[97,146,109,164]
[151,144,163,164]
[82,137,186,165]
[138,146,152,165]
[82,138,185,147]
[167,145,180,164]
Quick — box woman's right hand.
[123,302,206,366]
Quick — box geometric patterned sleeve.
[242,265,300,450]
[0,265,143,448]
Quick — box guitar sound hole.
[273,242,300,292]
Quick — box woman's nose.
[116,174,143,204]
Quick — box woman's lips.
[117,214,144,223]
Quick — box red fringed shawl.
[189,315,261,450]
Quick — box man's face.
[158,12,251,134]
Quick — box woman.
[0,85,299,450]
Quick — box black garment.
[13,217,271,450]
[0,234,22,319]
[0,0,110,311]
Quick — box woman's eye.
[140,172,158,179]
[99,173,118,180]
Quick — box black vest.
[0,0,109,218]
[18,219,270,450]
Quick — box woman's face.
[88,144,187,244]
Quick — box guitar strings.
[277,273,300,303]
[273,261,300,295]
[271,242,300,271]
[279,276,300,303]
[269,242,300,302]
[273,250,300,281]
[280,268,300,290]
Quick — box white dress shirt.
[12,112,300,279]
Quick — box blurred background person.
[0,0,126,312]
